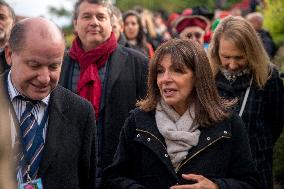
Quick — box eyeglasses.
[185,32,204,39]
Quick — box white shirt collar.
[7,71,50,105]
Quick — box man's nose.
[90,16,99,26]
[38,68,50,85]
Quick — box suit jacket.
[0,51,10,74]
[60,45,148,172]
[0,72,97,189]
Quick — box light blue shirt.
[7,71,50,186]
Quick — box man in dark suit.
[246,12,276,58]
[59,0,148,187]
[2,17,96,189]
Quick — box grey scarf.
[155,99,201,168]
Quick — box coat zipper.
[136,129,167,151]
[175,135,231,173]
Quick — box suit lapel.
[39,87,67,176]
[106,47,127,95]
[0,72,20,144]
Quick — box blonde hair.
[209,16,271,88]
[141,9,157,39]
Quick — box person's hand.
[170,174,219,189]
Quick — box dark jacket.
[0,51,9,74]
[258,29,276,58]
[0,72,97,189]
[59,45,148,179]
[103,108,260,189]
[118,33,132,48]
[216,67,284,189]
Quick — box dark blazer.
[0,51,9,74]
[0,72,97,189]
[60,45,148,172]
[103,108,260,189]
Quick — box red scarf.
[69,32,118,120]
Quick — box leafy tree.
[49,7,72,18]
[264,2,284,187]
[263,0,284,46]
[116,0,240,13]
[48,1,75,47]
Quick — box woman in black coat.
[209,16,284,189]
[103,39,259,189]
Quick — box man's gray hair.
[73,0,115,23]
[0,0,16,23]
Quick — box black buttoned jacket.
[103,108,260,189]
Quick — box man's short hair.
[245,12,263,23]
[0,0,16,23]
[8,18,64,53]
[73,0,114,23]
[8,21,25,52]
[112,6,122,22]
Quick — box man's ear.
[73,19,78,35]
[120,22,124,33]
[4,45,13,66]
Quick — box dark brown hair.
[123,10,149,55]
[137,38,233,126]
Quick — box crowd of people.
[0,0,283,189]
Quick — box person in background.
[153,11,171,42]
[209,16,284,189]
[166,12,180,36]
[2,17,96,189]
[0,0,16,73]
[59,0,148,187]
[246,12,276,58]
[111,5,131,47]
[103,39,259,189]
[123,10,154,58]
[190,6,215,49]
[230,8,243,17]
[173,15,209,49]
[140,8,162,50]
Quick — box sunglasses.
[185,32,204,39]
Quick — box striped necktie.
[19,100,44,181]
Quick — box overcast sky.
[7,0,75,26]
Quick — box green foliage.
[117,0,191,13]
[49,7,72,17]
[274,130,284,185]
[263,0,284,46]
[116,0,240,13]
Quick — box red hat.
[174,15,208,33]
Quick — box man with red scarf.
[59,0,148,187]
